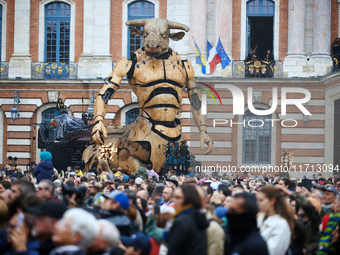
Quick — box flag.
[216,38,231,69]
[206,41,222,74]
[200,54,208,74]
[194,39,206,66]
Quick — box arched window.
[45,2,70,64]
[125,108,139,125]
[42,108,57,141]
[242,109,271,164]
[247,0,274,15]
[246,0,274,60]
[127,1,155,58]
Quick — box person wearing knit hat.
[34,151,54,183]
[122,175,131,184]
[135,166,148,180]
[40,151,52,162]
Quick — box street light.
[11,91,20,121]
[87,91,95,120]
[81,91,95,125]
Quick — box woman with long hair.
[97,159,113,183]
[166,185,209,255]
[256,186,293,255]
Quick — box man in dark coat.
[227,192,269,255]
[98,190,138,236]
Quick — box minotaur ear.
[169,32,185,41]
[129,27,144,37]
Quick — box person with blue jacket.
[34,151,54,184]
[7,163,23,179]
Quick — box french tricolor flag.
[202,41,222,74]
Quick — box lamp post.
[11,91,20,121]
[87,91,95,120]
[81,91,95,125]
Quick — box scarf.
[173,204,193,218]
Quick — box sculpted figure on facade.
[83,18,213,174]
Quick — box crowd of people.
[1,151,340,255]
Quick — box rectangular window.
[243,110,271,164]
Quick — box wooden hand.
[92,121,107,145]
[200,132,213,154]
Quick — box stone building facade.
[1,0,340,177]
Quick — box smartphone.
[301,178,312,191]
[154,199,160,214]
[17,212,24,230]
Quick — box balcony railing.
[232,60,283,78]
[0,62,9,78]
[31,62,78,79]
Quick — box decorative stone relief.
[253,91,262,103]
[48,91,59,102]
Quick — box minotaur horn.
[126,19,147,27]
[167,21,189,32]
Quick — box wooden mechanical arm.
[92,58,132,145]
[183,60,213,154]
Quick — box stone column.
[190,0,207,54]
[312,0,331,59]
[214,0,232,58]
[286,0,306,58]
[9,0,32,78]
[78,0,112,78]
[168,0,191,56]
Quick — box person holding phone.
[277,185,321,254]
[5,212,39,254]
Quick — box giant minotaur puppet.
[83,18,213,174]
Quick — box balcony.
[232,60,283,78]
[31,62,78,79]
